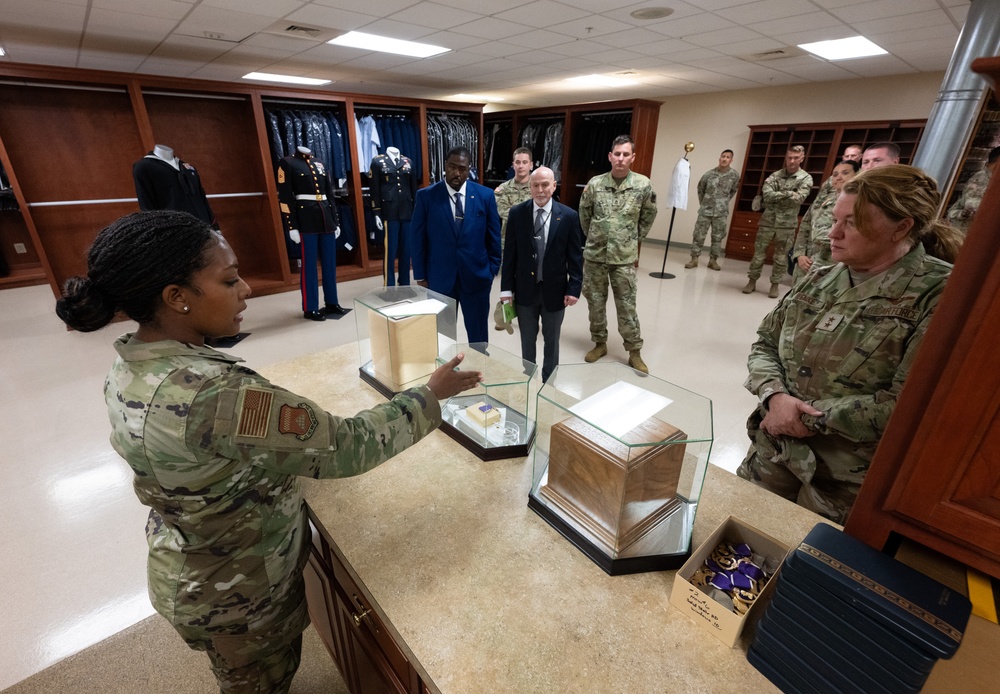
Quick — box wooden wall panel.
[0,211,40,265]
[0,85,143,202]
[30,203,136,289]
[210,195,282,281]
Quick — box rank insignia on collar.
[279,402,318,440]
[817,312,844,331]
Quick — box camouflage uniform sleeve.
[637,182,658,241]
[804,311,936,443]
[495,181,512,222]
[744,299,791,405]
[726,171,740,202]
[697,171,708,205]
[792,204,815,260]
[790,172,814,204]
[189,376,442,479]
[578,182,594,236]
[760,172,784,205]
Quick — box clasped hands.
[760,393,823,439]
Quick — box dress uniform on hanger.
[277,148,347,321]
[370,147,418,286]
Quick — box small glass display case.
[528,363,713,575]
[436,342,537,460]
[355,286,457,398]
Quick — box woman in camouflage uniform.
[738,165,963,524]
[55,211,482,694]
[790,158,861,284]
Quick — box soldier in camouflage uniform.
[744,145,813,298]
[790,159,860,283]
[579,135,658,374]
[737,165,962,523]
[493,147,533,330]
[685,149,739,270]
[946,145,999,235]
[55,210,482,694]
[810,144,862,206]
[494,147,534,250]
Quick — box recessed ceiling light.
[452,94,505,102]
[630,7,675,20]
[328,31,449,58]
[798,36,887,61]
[565,74,638,88]
[242,72,332,86]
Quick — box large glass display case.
[528,363,714,575]
[355,286,457,398]
[436,343,536,460]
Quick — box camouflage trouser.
[175,628,303,694]
[583,260,642,351]
[735,408,861,524]
[747,223,794,284]
[690,214,727,259]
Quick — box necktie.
[534,208,546,283]
[454,192,464,222]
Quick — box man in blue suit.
[500,167,583,382]
[411,146,502,344]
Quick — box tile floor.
[0,244,789,689]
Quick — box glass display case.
[355,286,457,398]
[528,363,714,575]
[436,342,537,460]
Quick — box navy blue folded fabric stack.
[748,523,972,693]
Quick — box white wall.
[643,71,945,245]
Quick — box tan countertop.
[261,344,830,693]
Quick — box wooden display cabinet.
[844,57,1000,580]
[305,509,425,694]
[942,88,1000,211]
[484,99,660,210]
[0,61,484,300]
[726,119,926,262]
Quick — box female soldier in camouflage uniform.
[738,166,963,524]
[790,158,860,283]
[55,211,482,693]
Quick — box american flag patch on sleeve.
[237,388,273,438]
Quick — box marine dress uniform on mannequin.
[370,146,418,286]
[132,145,216,227]
[277,146,347,321]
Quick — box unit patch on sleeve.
[279,402,318,440]
[237,387,274,438]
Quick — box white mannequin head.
[297,146,312,156]
[387,146,400,161]
[152,144,175,162]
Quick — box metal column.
[912,0,1000,192]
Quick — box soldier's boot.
[742,279,757,294]
[628,351,649,374]
[584,343,607,363]
[684,255,699,269]
[768,283,780,299]
[707,257,721,271]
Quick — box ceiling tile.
[543,39,603,57]
[831,0,941,24]
[92,0,193,21]
[175,5,276,42]
[578,48,648,67]
[495,1,590,26]
[598,1,702,27]
[386,2,485,31]
[838,55,918,77]
[204,0,305,15]
[149,35,234,61]
[86,9,178,37]
[647,12,737,38]
[683,25,765,48]
[715,37,790,58]
[310,0,422,15]
[746,11,846,37]
[431,0,532,13]
[502,29,578,50]
[627,38,703,56]
[451,16,533,40]
[715,0,819,25]
[548,15,634,39]
[851,10,955,36]
[589,27,670,48]
[350,18,437,41]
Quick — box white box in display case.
[355,286,457,398]
[436,342,536,460]
[528,363,714,575]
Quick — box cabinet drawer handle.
[352,606,372,627]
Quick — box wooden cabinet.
[726,120,926,261]
[844,57,1000,580]
[305,508,423,694]
[942,88,1000,210]
[484,99,660,210]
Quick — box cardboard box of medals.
[670,516,790,647]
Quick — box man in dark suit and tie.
[500,166,584,382]
[411,146,502,343]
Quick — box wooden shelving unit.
[726,119,926,262]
